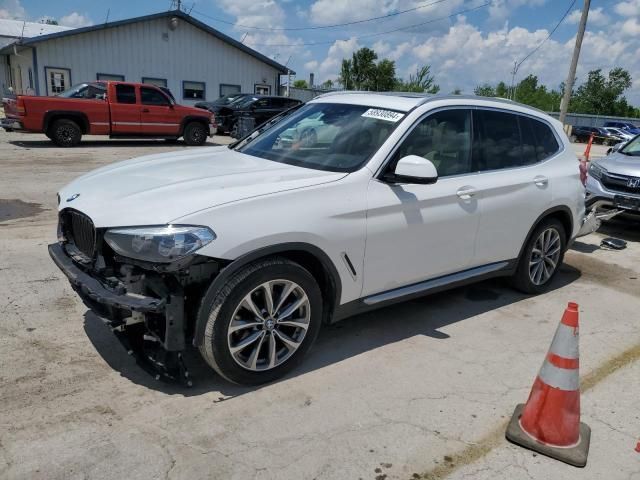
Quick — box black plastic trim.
[179,115,212,136]
[333,259,517,321]
[48,243,165,313]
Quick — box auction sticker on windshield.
[361,109,405,122]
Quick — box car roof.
[310,91,552,117]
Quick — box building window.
[220,83,241,97]
[44,67,71,95]
[254,84,270,95]
[142,77,168,88]
[183,81,205,100]
[97,73,125,81]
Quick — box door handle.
[141,108,150,113]
[533,175,549,187]
[456,187,477,200]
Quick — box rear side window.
[115,84,136,104]
[529,118,560,161]
[473,110,522,170]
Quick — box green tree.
[396,66,440,93]
[321,79,334,89]
[451,88,462,95]
[495,81,509,98]
[293,79,308,89]
[570,68,633,116]
[339,59,353,90]
[351,47,378,90]
[474,84,496,97]
[371,59,396,91]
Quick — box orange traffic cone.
[506,302,591,467]
[583,133,594,161]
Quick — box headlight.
[588,162,606,181]
[104,225,215,263]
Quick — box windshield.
[233,96,260,109]
[236,102,404,172]
[57,82,106,99]
[620,135,640,156]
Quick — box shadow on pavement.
[83,263,581,398]
[9,139,225,149]
[597,215,640,243]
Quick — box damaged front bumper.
[48,242,194,384]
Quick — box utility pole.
[559,0,590,124]
[509,61,518,100]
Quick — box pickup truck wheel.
[512,218,566,294]
[198,258,323,385]
[50,119,82,147]
[183,122,207,146]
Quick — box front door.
[45,67,70,95]
[110,83,140,134]
[362,108,480,297]
[139,86,181,135]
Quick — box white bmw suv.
[49,93,585,385]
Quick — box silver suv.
[586,134,640,213]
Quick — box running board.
[363,261,511,306]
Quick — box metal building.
[0,10,291,104]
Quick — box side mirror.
[389,155,438,184]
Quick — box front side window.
[183,81,205,100]
[115,84,137,104]
[394,109,472,177]
[141,87,170,106]
[237,103,403,172]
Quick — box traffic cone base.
[506,403,591,467]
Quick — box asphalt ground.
[0,132,638,480]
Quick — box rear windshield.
[57,83,106,100]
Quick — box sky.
[2,0,639,104]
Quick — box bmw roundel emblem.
[66,193,80,202]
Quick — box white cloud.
[566,7,609,27]
[59,12,93,28]
[317,37,361,80]
[613,0,640,17]
[0,0,26,19]
[621,17,640,36]
[487,0,547,23]
[304,60,319,70]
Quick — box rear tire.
[183,122,208,146]
[198,258,323,385]
[512,218,566,294]
[50,119,82,147]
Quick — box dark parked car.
[603,121,640,135]
[213,95,303,136]
[194,93,251,113]
[570,126,620,145]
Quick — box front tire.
[183,122,208,146]
[198,258,323,385]
[50,119,82,147]
[512,218,566,294]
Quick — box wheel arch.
[193,242,342,346]
[179,115,210,136]
[516,205,574,262]
[43,111,90,134]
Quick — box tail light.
[17,97,26,115]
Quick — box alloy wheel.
[529,227,562,285]
[227,279,311,371]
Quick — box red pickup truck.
[1,81,216,147]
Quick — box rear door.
[470,109,559,264]
[139,86,181,135]
[110,83,140,134]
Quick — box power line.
[190,0,452,31]
[247,2,492,47]
[515,0,577,71]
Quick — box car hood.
[58,146,347,227]
[593,151,640,177]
